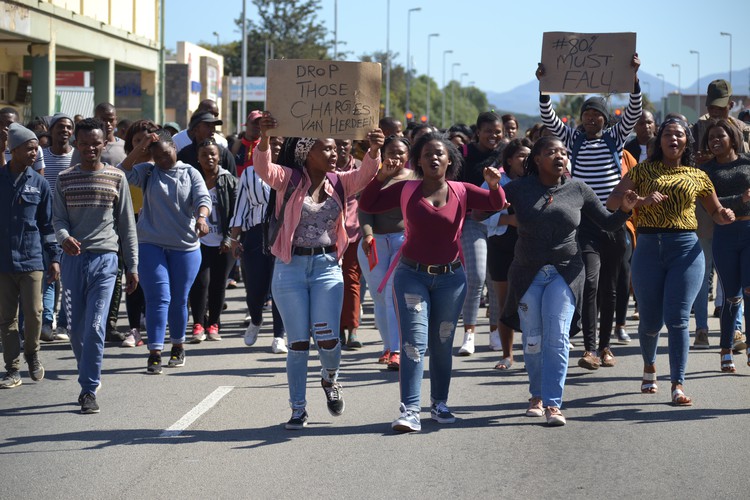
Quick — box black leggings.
[189,244,234,327]
[576,218,627,351]
[615,231,634,326]
[241,226,285,337]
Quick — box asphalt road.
[0,281,747,499]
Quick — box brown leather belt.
[293,245,337,256]
[400,256,461,275]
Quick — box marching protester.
[0,124,60,389]
[119,129,210,375]
[53,118,138,413]
[254,112,383,430]
[359,132,506,432]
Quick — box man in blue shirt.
[0,123,61,389]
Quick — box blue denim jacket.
[0,165,61,273]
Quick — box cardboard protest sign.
[540,32,636,95]
[266,59,382,140]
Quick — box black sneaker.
[147,353,162,374]
[25,352,45,382]
[321,379,345,416]
[167,345,185,367]
[0,370,22,389]
[285,408,309,430]
[79,392,100,414]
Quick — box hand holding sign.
[539,32,637,94]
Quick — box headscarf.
[294,137,317,168]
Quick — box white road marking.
[160,386,234,437]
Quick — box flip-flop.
[671,388,693,406]
[494,357,513,370]
[641,371,658,394]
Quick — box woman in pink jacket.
[254,112,383,430]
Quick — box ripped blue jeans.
[272,253,343,410]
[517,265,575,409]
[392,262,466,413]
[631,232,704,385]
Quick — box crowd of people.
[1,59,749,428]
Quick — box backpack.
[262,168,345,256]
[377,180,468,293]
[569,130,621,176]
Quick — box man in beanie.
[1,107,46,173]
[0,123,61,388]
[536,54,643,370]
[693,79,750,165]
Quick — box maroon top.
[359,178,505,264]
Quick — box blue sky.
[166,0,749,96]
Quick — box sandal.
[721,353,736,373]
[641,371,658,394]
[494,357,513,370]
[671,388,693,406]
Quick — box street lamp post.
[426,33,439,123]
[451,62,460,124]
[441,49,453,128]
[656,73,665,119]
[460,72,468,116]
[405,7,421,120]
[212,31,220,46]
[672,63,681,114]
[720,32,732,86]
[690,50,700,116]
[385,0,391,115]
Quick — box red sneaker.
[387,351,400,371]
[206,324,222,341]
[191,324,206,344]
[378,350,391,364]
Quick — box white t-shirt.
[200,187,223,247]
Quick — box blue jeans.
[631,232,704,385]
[138,243,202,351]
[61,252,118,395]
[518,265,575,409]
[713,220,750,350]
[241,226,284,336]
[393,262,467,412]
[459,219,487,326]
[356,232,404,353]
[272,253,343,410]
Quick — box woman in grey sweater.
[119,130,211,374]
[500,136,637,426]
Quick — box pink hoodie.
[252,146,380,264]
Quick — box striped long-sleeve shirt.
[230,165,270,230]
[540,91,642,203]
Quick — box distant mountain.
[484,68,748,115]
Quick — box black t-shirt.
[177,142,237,177]
[460,143,499,187]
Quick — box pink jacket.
[253,146,380,264]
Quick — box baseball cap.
[706,79,732,108]
[246,110,263,124]
[189,112,223,130]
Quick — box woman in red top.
[359,133,505,432]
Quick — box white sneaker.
[458,332,475,356]
[244,322,261,346]
[271,337,288,354]
[53,327,69,341]
[488,330,502,351]
[243,314,252,326]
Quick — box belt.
[292,245,337,256]
[400,256,461,275]
[734,215,750,221]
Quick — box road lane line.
[160,386,234,437]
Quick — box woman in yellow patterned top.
[608,118,735,407]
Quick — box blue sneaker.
[392,403,421,432]
[430,402,456,424]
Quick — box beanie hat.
[580,96,609,120]
[7,122,38,151]
[48,112,73,130]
